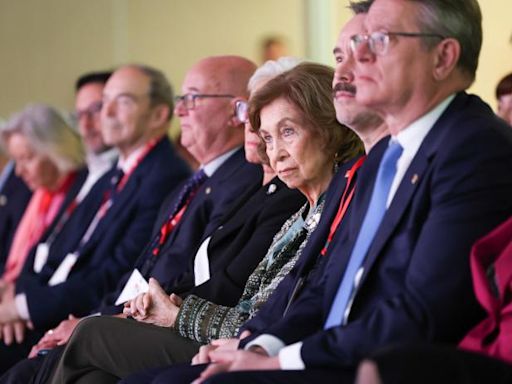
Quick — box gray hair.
[125,64,175,121]
[1,104,85,173]
[411,0,482,81]
[248,57,303,93]
[247,57,303,165]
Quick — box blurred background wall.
[0,0,510,135]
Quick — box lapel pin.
[411,174,419,184]
[0,195,6,206]
[267,183,277,195]
[205,187,211,195]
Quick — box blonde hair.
[1,104,85,172]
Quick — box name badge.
[48,252,79,286]
[34,243,50,273]
[114,268,149,306]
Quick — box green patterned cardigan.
[175,199,325,344]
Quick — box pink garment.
[2,173,75,283]
[458,215,512,363]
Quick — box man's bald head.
[189,56,256,99]
[176,56,256,164]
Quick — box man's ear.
[149,104,171,129]
[432,38,460,81]
[227,98,246,128]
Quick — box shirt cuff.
[245,334,286,357]
[14,293,31,321]
[278,341,305,370]
[85,312,101,318]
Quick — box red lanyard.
[152,204,187,256]
[96,137,162,219]
[320,156,366,256]
[79,137,162,249]
[116,136,162,192]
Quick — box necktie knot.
[171,169,208,217]
[191,169,208,188]
[110,168,125,187]
[380,141,403,180]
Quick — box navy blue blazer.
[261,93,512,369]
[172,177,306,306]
[0,168,32,274]
[15,137,191,330]
[98,147,262,314]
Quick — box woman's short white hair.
[248,56,303,93]
[1,104,85,173]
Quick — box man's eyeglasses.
[350,31,445,56]
[73,100,102,121]
[235,100,249,123]
[175,93,235,110]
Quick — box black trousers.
[365,344,512,384]
[0,346,64,384]
[121,363,355,384]
[0,329,43,375]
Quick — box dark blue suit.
[0,168,32,275]
[0,137,190,374]
[16,137,190,329]
[199,93,512,383]
[98,147,262,314]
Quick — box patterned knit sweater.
[175,199,325,344]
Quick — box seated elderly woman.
[0,104,85,344]
[47,62,362,384]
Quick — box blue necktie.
[324,140,403,329]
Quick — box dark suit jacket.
[15,137,191,330]
[260,93,512,369]
[172,177,306,306]
[0,168,32,274]
[98,147,262,314]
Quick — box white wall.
[0,0,510,123]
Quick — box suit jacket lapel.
[80,168,142,253]
[358,94,467,285]
[361,148,430,278]
[78,137,169,253]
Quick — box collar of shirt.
[117,144,148,174]
[76,148,119,204]
[387,94,455,207]
[201,146,241,177]
[86,148,119,177]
